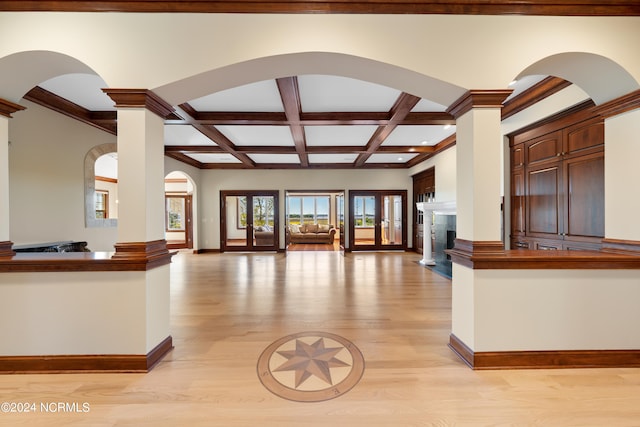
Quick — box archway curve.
[84,143,118,229]
[164,170,198,250]
[153,52,468,108]
[0,50,101,103]
[516,52,639,105]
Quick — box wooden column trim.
[446,238,505,268]
[112,239,173,270]
[0,241,15,257]
[0,98,26,118]
[102,89,174,119]
[450,334,640,370]
[0,336,173,374]
[592,89,640,119]
[446,89,513,119]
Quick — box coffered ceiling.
[23,73,561,171]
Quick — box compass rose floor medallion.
[257,331,365,402]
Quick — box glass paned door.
[381,194,404,246]
[350,190,407,250]
[224,195,248,248]
[253,195,275,247]
[222,191,278,251]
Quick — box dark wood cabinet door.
[525,131,562,166]
[564,119,604,158]
[527,163,562,239]
[564,152,605,239]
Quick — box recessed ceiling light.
[508,80,518,86]
[421,140,428,145]
[397,157,404,161]
[443,124,451,130]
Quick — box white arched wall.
[2,14,640,103]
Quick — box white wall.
[9,101,118,251]
[0,270,148,355]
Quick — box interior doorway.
[221,191,279,252]
[165,172,194,250]
[284,190,345,252]
[349,190,407,251]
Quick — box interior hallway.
[2,251,639,426]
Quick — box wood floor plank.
[2,251,640,426]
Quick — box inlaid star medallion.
[257,332,365,402]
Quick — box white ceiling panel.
[186,153,242,163]
[412,98,449,112]
[216,125,294,146]
[298,75,401,112]
[365,153,419,164]
[308,153,359,164]
[247,153,301,164]
[40,73,114,110]
[188,79,284,112]
[305,125,377,146]
[165,125,217,146]
[382,125,456,146]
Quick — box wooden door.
[350,190,407,251]
[221,191,279,252]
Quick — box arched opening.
[84,143,117,228]
[165,171,195,250]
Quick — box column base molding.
[112,239,173,269]
[0,336,173,374]
[0,241,15,257]
[449,334,640,370]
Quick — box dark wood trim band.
[447,90,513,119]
[24,86,117,134]
[450,334,640,370]
[447,247,640,270]
[601,238,640,256]
[0,336,173,374]
[502,77,572,120]
[0,251,172,272]
[102,89,174,119]
[0,241,15,257]
[592,89,640,119]
[112,239,173,269]
[0,98,26,118]
[1,1,639,15]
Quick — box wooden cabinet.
[510,115,604,251]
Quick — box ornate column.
[445,89,512,353]
[102,89,174,267]
[0,99,26,257]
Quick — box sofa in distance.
[287,223,336,244]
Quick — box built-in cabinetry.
[510,110,604,251]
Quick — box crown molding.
[0,1,638,15]
[0,98,26,118]
[102,89,175,119]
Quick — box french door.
[349,190,407,251]
[221,191,279,252]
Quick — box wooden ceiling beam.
[355,92,421,167]
[175,104,256,167]
[276,76,309,167]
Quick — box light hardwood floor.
[3,251,640,426]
